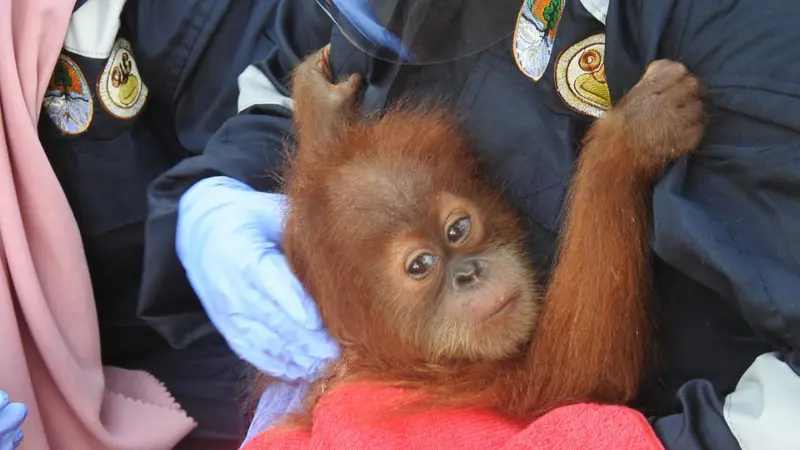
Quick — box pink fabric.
[244,383,665,450]
[0,1,197,448]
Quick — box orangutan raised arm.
[268,46,705,428]
[524,60,705,415]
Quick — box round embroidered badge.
[513,0,567,82]
[97,38,149,119]
[554,33,611,118]
[43,54,93,135]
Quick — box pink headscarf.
[0,0,197,448]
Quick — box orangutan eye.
[406,253,437,279]
[446,217,471,244]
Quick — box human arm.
[604,0,800,448]
[119,0,334,351]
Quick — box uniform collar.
[581,0,609,24]
[65,0,127,59]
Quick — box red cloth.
[243,382,664,450]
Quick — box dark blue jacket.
[43,0,800,448]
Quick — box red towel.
[243,382,664,449]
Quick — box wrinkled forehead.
[327,162,439,239]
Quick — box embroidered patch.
[96,38,148,119]
[554,33,610,118]
[513,0,566,82]
[43,55,93,135]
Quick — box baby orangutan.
[269,45,706,428]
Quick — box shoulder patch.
[43,54,94,135]
[554,33,610,118]
[96,38,148,119]
[513,0,566,82]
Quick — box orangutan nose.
[454,259,482,288]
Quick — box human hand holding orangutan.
[253,45,705,439]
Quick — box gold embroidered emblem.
[97,38,148,119]
[554,33,610,118]
[43,55,93,135]
[513,0,566,82]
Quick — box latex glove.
[0,391,26,450]
[242,380,308,445]
[177,176,340,381]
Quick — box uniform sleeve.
[606,0,800,352]
[120,0,333,346]
[652,351,800,450]
[647,379,740,450]
[605,0,800,448]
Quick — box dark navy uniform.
[41,0,800,448]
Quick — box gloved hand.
[177,176,340,381]
[0,391,26,450]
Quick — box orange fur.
[253,52,705,430]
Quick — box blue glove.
[177,176,340,381]
[0,391,26,450]
[243,380,308,444]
